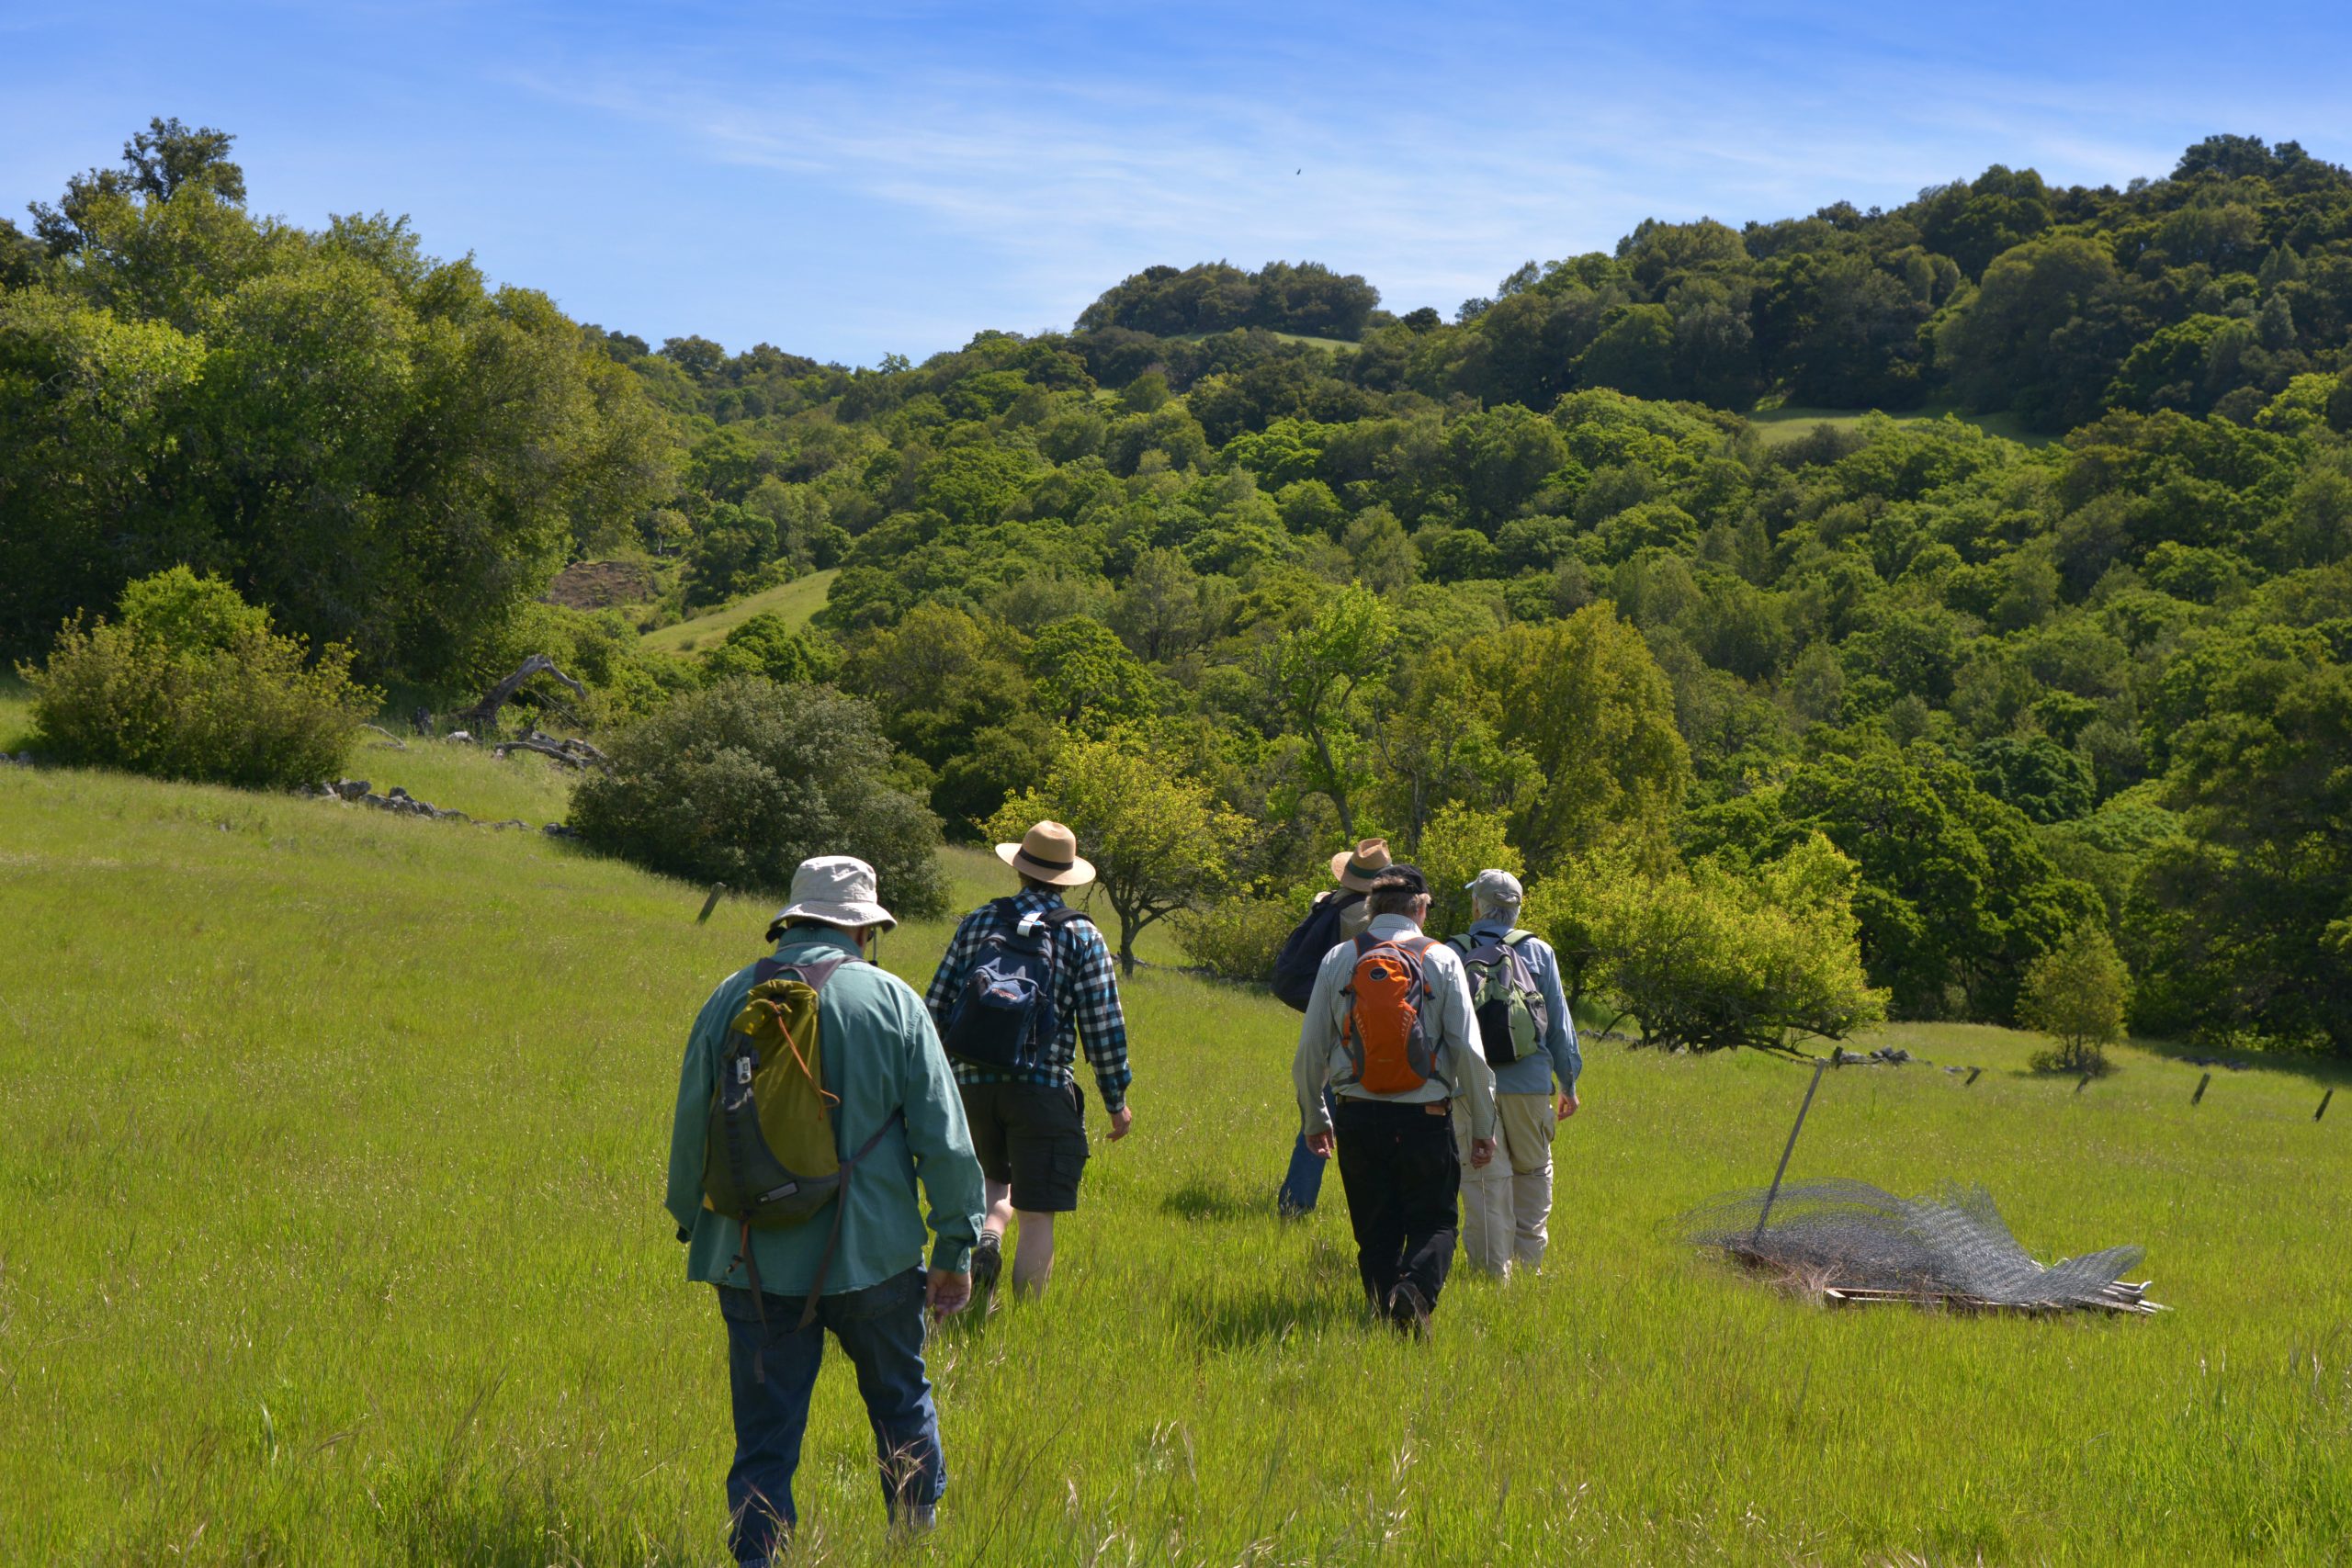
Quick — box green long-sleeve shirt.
[665,928,986,1293]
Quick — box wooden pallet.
[1821,1280,2165,1315]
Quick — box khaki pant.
[1455,1092,1556,1279]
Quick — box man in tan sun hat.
[924,820,1133,1302]
[1271,837,1390,1215]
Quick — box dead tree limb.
[455,655,589,735]
[492,736,594,769]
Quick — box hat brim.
[997,841,1096,887]
[775,900,898,931]
[1331,848,1385,892]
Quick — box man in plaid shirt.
[924,820,1134,1301]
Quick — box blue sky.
[6,2,2351,366]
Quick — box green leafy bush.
[569,677,946,915]
[1172,895,1305,984]
[21,568,378,788]
[2020,925,2131,1076]
[1530,833,1887,1053]
[702,612,841,687]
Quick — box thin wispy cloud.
[5,1,2350,361]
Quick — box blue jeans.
[717,1269,943,1563]
[1278,1091,1339,1215]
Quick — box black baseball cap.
[1370,863,1430,895]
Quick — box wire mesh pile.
[1679,1179,2162,1314]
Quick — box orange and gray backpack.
[1340,933,1444,1093]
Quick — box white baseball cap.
[1465,868,1524,906]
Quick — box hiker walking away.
[925,820,1133,1302]
[1292,864,1497,1336]
[1446,869,1579,1280]
[1271,838,1388,1218]
[666,856,985,1562]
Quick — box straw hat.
[1329,837,1394,894]
[997,820,1096,887]
[773,854,898,931]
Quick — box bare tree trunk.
[455,655,589,736]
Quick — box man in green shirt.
[666,855,985,1562]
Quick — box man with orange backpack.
[1291,864,1498,1336]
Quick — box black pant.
[1332,1097,1461,1314]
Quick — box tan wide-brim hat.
[1329,837,1393,893]
[997,819,1096,887]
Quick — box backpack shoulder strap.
[1039,905,1086,929]
[1501,929,1533,947]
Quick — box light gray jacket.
[1293,913,1498,1141]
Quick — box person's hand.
[927,1269,972,1316]
[1557,1089,1580,1121]
[1105,1104,1135,1142]
[1306,1130,1335,1159]
[1469,1136,1498,1169]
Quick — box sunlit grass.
[638,569,839,658]
[1,763,2346,1563]
[1747,402,2052,448]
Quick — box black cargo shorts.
[958,1079,1090,1213]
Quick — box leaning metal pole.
[1753,1057,1830,1246]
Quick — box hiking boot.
[969,1232,1003,1302]
[1385,1281,1432,1342]
[889,1502,937,1538]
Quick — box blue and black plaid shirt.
[923,888,1132,1112]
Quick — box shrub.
[1174,887,1313,983]
[1415,803,1523,938]
[21,568,378,788]
[2020,925,2130,1076]
[702,612,841,687]
[569,677,946,915]
[1529,833,1887,1053]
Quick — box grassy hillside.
[1745,402,2052,447]
[639,569,839,657]
[2,759,2348,1564]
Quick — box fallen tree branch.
[492,736,594,769]
[454,655,589,734]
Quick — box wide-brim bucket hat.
[774,853,898,931]
[997,819,1096,887]
[1329,837,1394,893]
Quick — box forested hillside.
[9,123,2352,1054]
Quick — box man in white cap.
[1445,868,1579,1279]
[924,819,1134,1302]
[666,855,986,1563]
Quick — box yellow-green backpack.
[704,952,899,1349]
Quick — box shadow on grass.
[2129,1035,2352,1088]
[1183,1284,1360,1351]
[1160,1176,1268,1223]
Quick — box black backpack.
[1272,890,1366,1011]
[941,900,1084,1068]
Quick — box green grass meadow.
[1745,404,2052,449]
[4,748,2350,1563]
[638,570,839,659]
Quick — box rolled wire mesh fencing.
[1679,1179,2160,1314]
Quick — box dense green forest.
[9,120,2352,1054]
